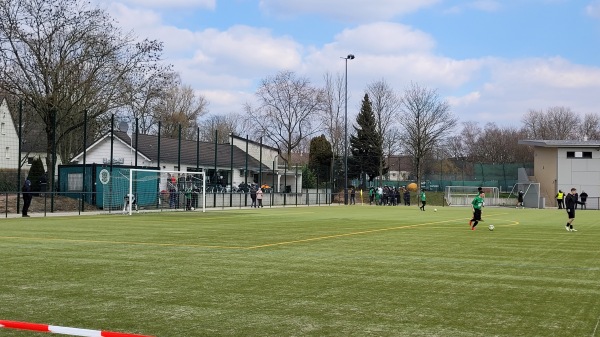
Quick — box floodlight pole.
[342,54,355,205]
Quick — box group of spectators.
[556,189,588,209]
[365,186,414,206]
[166,174,203,210]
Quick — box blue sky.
[96,0,600,128]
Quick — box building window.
[567,151,592,159]
[5,146,8,159]
[27,157,34,165]
[1,122,5,135]
[67,173,83,191]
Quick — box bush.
[28,157,46,193]
[0,169,19,192]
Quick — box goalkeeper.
[469,191,485,230]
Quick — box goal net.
[102,168,205,214]
[506,182,541,209]
[445,186,500,206]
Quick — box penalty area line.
[246,218,466,249]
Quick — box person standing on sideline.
[579,190,588,210]
[556,190,564,209]
[403,189,410,206]
[419,189,426,211]
[516,190,524,208]
[565,188,584,232]
[250,185,257,208]
[350,186,356,205]
[469,191,485,230]
[256,187,264,208]
[22,177,33,217]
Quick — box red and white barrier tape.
[0,320,154,337]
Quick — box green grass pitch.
[0,206,599,336]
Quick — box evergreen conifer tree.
[308,135,333,183]
[28,157,46,194]
[349,94,385,184]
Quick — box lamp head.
[347,54,355,60]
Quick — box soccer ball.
[191,207,195,211]
[488,224,495,231]
[434,208,437,212]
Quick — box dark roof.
[113,131,268,171]
[518,140,600,148]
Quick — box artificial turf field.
[0,205,598,337]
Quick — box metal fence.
[1,189,346,218]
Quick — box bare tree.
[579,113,600,140]
[198,113,252,143]
[522,106,580,140]
[367,79,401,181]
[321,72,346,187]
[446,135,467,159]
[245,70,324,162]
[460,121,483,162]
[321,72,345,157]
[398,83,457,187]
[154,83,209,140]
[0,0,171,188]
[120,71,179,135]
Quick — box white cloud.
[446,57,600,125]
[443,0,502,14]
[586,0,600,18]
[259,0,440,21]
[332,23,436,54]
[191,26,302,72]
[92,1,600,125]
[105,3,303,73]
[447,92,481,107]
[305,23,484,91]
[106,3,163,28]
[102,0,215,9]
[470,0,502,12]
[491,57,600,89]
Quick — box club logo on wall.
[99,169,110,185]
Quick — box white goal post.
[445,186,500,206]
[507,182,541,209]
[125,169,206,215]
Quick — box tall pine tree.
[308,135,333,183]
[349,94,385,185]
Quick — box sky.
[94,0,600,128]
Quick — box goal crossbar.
[445,186,500,206]
[127,169,206,215]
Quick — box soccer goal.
[506,182,541,209]
[444,186,500,206]
[102,168,205,214]
[127,169,206,215]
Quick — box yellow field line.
[246,218,465,249]
[0,213,519,250]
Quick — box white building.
[0,97,61,174]
[70,131,302,193]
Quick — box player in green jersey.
[419,189,426,211]
[469,191,485,230]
